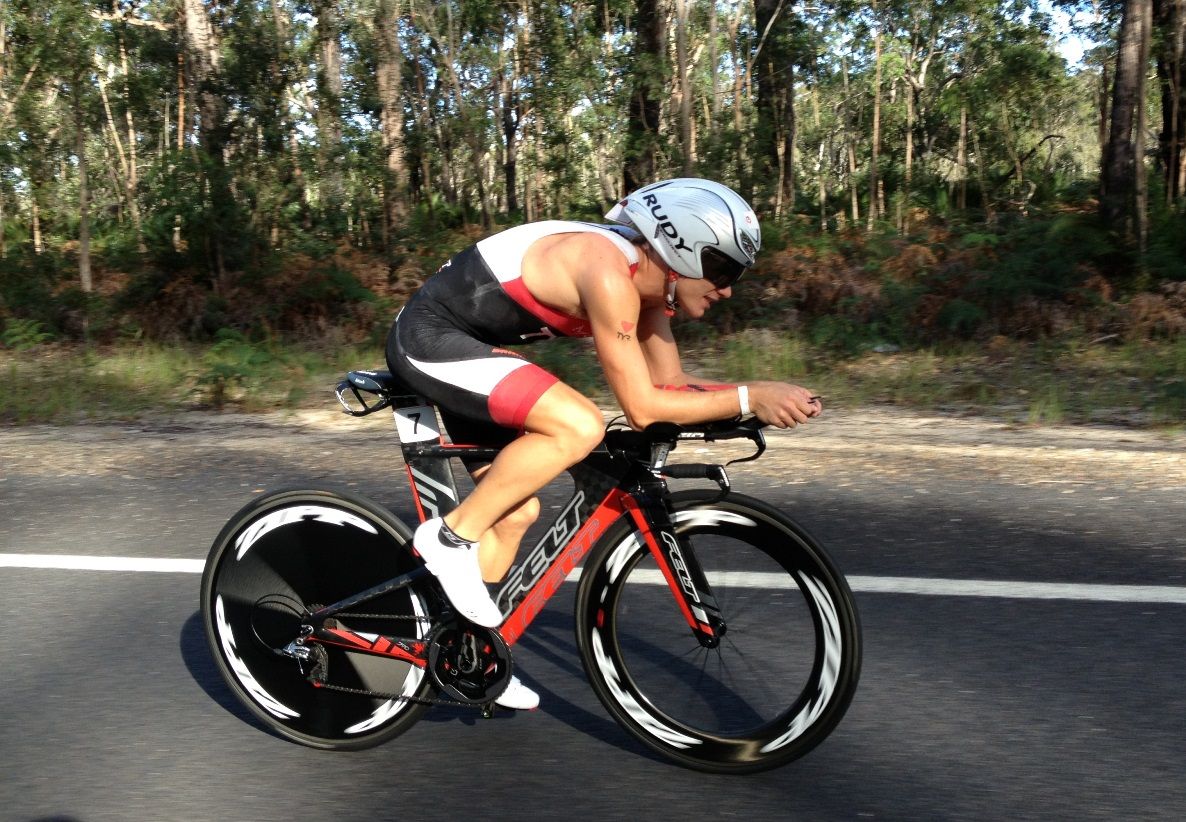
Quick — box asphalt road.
[2,409,1184,821]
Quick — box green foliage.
[193,330,280,410]
[1153,380,1186,424]
[714,330,809,381]
[1027,385,1066,425]
[0,250,61,329]
[0,0,1181,366]
[1145,205,1186,282]
[2,318,54,350]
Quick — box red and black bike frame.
[306,405,741,665]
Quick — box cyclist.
[385,178,821,710]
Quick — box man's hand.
[748,382,823,428]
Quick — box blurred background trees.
[0,0,1183,345]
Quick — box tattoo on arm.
[617,320,635,341]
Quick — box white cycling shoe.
[495,675,540,711]
[413,518,503,628]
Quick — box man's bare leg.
[475,496,540,582]
[442,381,604,579]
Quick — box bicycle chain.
[333,611,433,623]
[312,679,482,709]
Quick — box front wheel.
[200,489,437,750]
[575,491,861,773]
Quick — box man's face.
[674,276,733,319]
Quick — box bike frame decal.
[214,595,300,719]
[316,628,428,667]
[621,496,714,637]
[407,465,459,521]
[234,506,377,560]
[497,489,629,645]
[405,443,469,522]
[496,489,586,609]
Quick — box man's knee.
[526,389,604,460]
[499,496,541,535]
[557,400,604,457]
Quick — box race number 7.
[394,405,440,443]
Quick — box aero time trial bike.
[200,369,861,774]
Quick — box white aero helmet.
[605,178,761,289]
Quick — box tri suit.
[385,220,641,451]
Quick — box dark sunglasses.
[701,247,749,290]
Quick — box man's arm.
[574,251,821,430]
[636,306,730,388]
[578,269,744,428]
[631,290,824,427]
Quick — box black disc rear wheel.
[200,489,437,750]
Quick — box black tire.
[200,489,437,750]
[575,491,861,773]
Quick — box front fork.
[622,489,727,648]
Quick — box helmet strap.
[664,271,679,317]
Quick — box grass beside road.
[1,333,1183,428]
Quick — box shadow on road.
[179,610,277,738]
[508,609,662,765]
[177,601,663,767]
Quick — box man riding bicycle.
[385,178,821,711]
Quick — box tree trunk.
[312,0,344,222]
[902,85,915,230]
[624,0,665,191]
[868,0,883,230]
[841,54,859,223]
[730,12,749,195]
[181,0,232,283]
[72,74,92,296]
[958,104,968,211]
[269,0,301,244]
[409,30,433,206]
[708,0,720,127]
[1136,1,1154,254]
[95,64,147,253]
[375,0,408,255]
[31,194,41,254]
[501,71,520,213]
[1101,0,1154,236]
[972,121,994,224]
[1155,0,1186,202]
[118,28,147,253]
[754,0,795,216]
[176,50,186,151]
[503,1,530,214]
[676,0,693,175]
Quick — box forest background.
[0,0,1184,425]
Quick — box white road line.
[846,575,1186,604]
[3,553,1186,605]
[0,554,205,574]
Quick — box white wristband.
[737,385,750,416]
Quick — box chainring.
[426,619,513,705]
